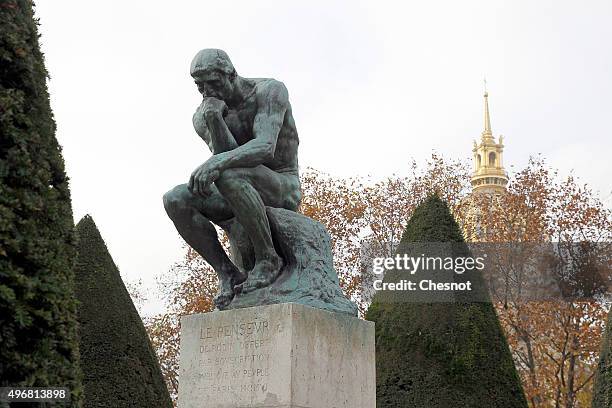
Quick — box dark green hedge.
[74,216,172,408]
[593,309,612,407]
[0,1,82,406]
[366,195,528,407]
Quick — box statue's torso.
[224,78,299,175]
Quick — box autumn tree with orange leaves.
[142,154,471,403]
[140,154,610,406]
[467,158,611,408]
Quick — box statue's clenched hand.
[201,97,228,120]
[189,97,230,196]
[188,155,223,197]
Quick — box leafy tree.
[74,216,172,408]
[366,195,528,407]
[300,154,473,314]
[468,158,612,407]
[142,155,475,403]
[0,1,82,405]
[143,154,610,406]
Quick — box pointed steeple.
[483,91,492,138]
[471,86,508,194]
[482,79,493,139]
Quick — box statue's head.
[190,49,237,101]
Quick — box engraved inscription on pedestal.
[179,303,375,408]
[180,305,291,407]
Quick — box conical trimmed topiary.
[366,195,527,407]
[0,1,82,405]
[593,309,612,407]
[75,216,172,407]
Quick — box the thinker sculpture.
[164,49,356,316]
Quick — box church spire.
[482,80,493,139]
[483,91,492,136]
[471,84,508,194]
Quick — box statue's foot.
[214,268,248,309]
[214,290,234,310]
[235,254,283,294]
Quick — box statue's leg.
[215,166,300,293]
[163,183,247,308]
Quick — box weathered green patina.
[164,49,355,316]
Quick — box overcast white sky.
[35,1,612,314]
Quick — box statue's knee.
[163,186,187,219]
[216,168,245,192]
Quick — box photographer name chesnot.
[373,279,473,292]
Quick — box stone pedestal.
[178,303,375,408]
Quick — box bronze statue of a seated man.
[163,49,301,309]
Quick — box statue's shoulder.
[249,78,289,103]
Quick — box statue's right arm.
[193,103,238,154]
[192,107,215,153]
